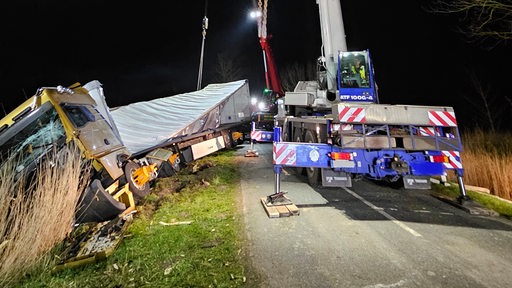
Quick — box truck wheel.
[294,128,306,176]
[237,133,245,145]
[305,130,320,187]
[124,161,151,199]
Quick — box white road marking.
[342,187,422,237]
[363,279,408,288]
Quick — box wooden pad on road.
[260,197,300,218]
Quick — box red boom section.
[260,37,284,98]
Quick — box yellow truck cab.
[0,84,135,222]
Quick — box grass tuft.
[0,145,89,286]
[459,129,512,200]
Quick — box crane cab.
[337,50,378,103]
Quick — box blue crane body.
[270,0,467,198]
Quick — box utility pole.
[196,0,208,90]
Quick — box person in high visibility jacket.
[350,57,367,86]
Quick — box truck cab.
[0,85,133,223]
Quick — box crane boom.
[317,0,347,91]
[260,37,284,98]
[257,0,284,99]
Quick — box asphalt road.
[235,142,512,288]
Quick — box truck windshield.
[0,105,66,171]
[339,52,370,88]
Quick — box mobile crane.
[269,0,468,202]
[248,0,284,146]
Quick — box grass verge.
[431,182,512,220]
[17,150,248,288]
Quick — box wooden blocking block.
[261,197,280,218]
[342,136,396,149]
[402,136,437,150]
[286,204,300,216]
[276,205,291,217]
[260,197,301,218]
[266,206,280,218]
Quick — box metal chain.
[257,0,268,38]
[257,0,263,38]
[262,0,267,31]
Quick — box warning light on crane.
[249,10,262,19]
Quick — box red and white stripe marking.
[429,111,457,127]
[251,131,262,141]
[339,107,366,123]
[442,151,463,169]
[273,143,296,165]
[341,124,354,130]
[418,127,440,136]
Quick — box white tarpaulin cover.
[86,79,251,156]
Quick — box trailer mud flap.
[403,175,431,190]
[75,179,127,223]
[321,169,352,187]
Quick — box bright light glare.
[251,97,258,105]
[249,10,262,19]
[258,102,266,111]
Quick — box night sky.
[1,1,510,130]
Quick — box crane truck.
[269,0,468,202]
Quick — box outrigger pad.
[267,192,293,205]
[75,179,126,223]
[244,150,259,157]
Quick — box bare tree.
[210,52,247,83]
[425,0,512,48]
[279,62,316,92]
[463,69,504,132]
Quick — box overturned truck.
[0,79,251,223]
